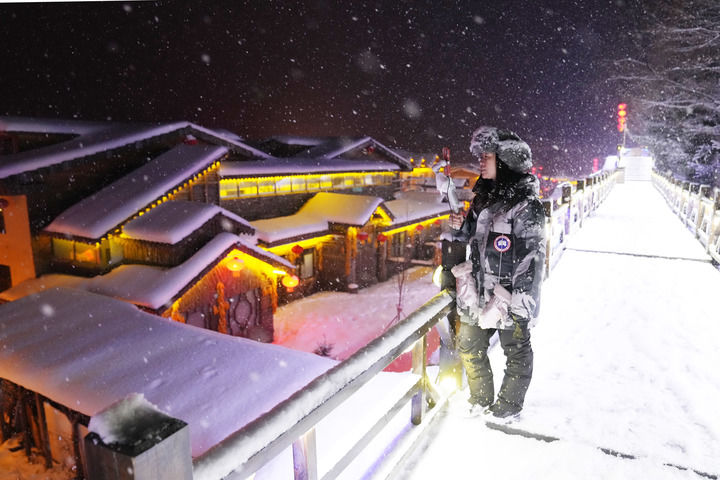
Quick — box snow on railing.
[652,171,720,264]
[192,290,454,480]
[543,170,619,276]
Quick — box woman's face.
[479,152,497,180]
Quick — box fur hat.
[469,126,533,173]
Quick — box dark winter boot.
[488,399,522,418]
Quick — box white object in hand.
[432,160,461,213]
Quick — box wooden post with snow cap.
[83,393,192,480]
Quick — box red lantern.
[377,233,387,243]
[434,219,441,225]
[357,231,369,241]
[282,274,300,292]
[291,244,304,255]
[416,224,424,232]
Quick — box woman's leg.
[495,321,533,414]
[457,322,494,406]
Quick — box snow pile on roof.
[252,192,388,245]
[219,136,411,177]
[0,116,108,135]
[251,214,330,245]
[384,198,450,225]
[85,233,292,310]
[300,192,386,226]
[293,136,411,168]
[0,118,271,180]
[44,144,228,239]
[0,273,88,302]
[0,288,335,457]
[122,200,253,244]
[0,121,189,180]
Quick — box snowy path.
[401,182,720,479]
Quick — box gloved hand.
[448,212,465,230]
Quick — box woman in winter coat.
[448,126,546,418]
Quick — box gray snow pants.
[457,320,533,409]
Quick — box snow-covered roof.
[0,118,270,180]
[0,116,109,135]
[219,136,411,177]
[384,198,451,225]
[0,273,87,303]
[122,200,253,245]
[84,233,293,310]
[251,215,330,245]
[0,287,335,458]
[300,192,388,226]
[294,136,412,169]
[264,135,327,146]
[251,192,390,245]
[44,144,228,240]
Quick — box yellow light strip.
[372,206,393,226]
[265,234,335,256]
[382,214,449,236]
[223,249,283,277]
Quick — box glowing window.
[75,242,100,264]
[52,238,74,260]
[332,175,346,188]
[307,176,320,191]
[320,175,332,189]
[236,179,258,197]
[291,177,306,193]
[300,250,314,279]
[276,177,292,194]
[219,181,239,199]
[258,178,275,196]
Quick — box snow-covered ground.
[273,266,439,360]
[402,181,720,479]
[3,181,719,479]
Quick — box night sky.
[1,1,647,174]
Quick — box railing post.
[292,428,318,480]
[84,395,192,480]
[411,335,427,425]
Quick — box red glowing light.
[226,256,244,272]
[282,275,300,291]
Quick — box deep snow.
[3,180,719,480]
[401,181,720,479]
